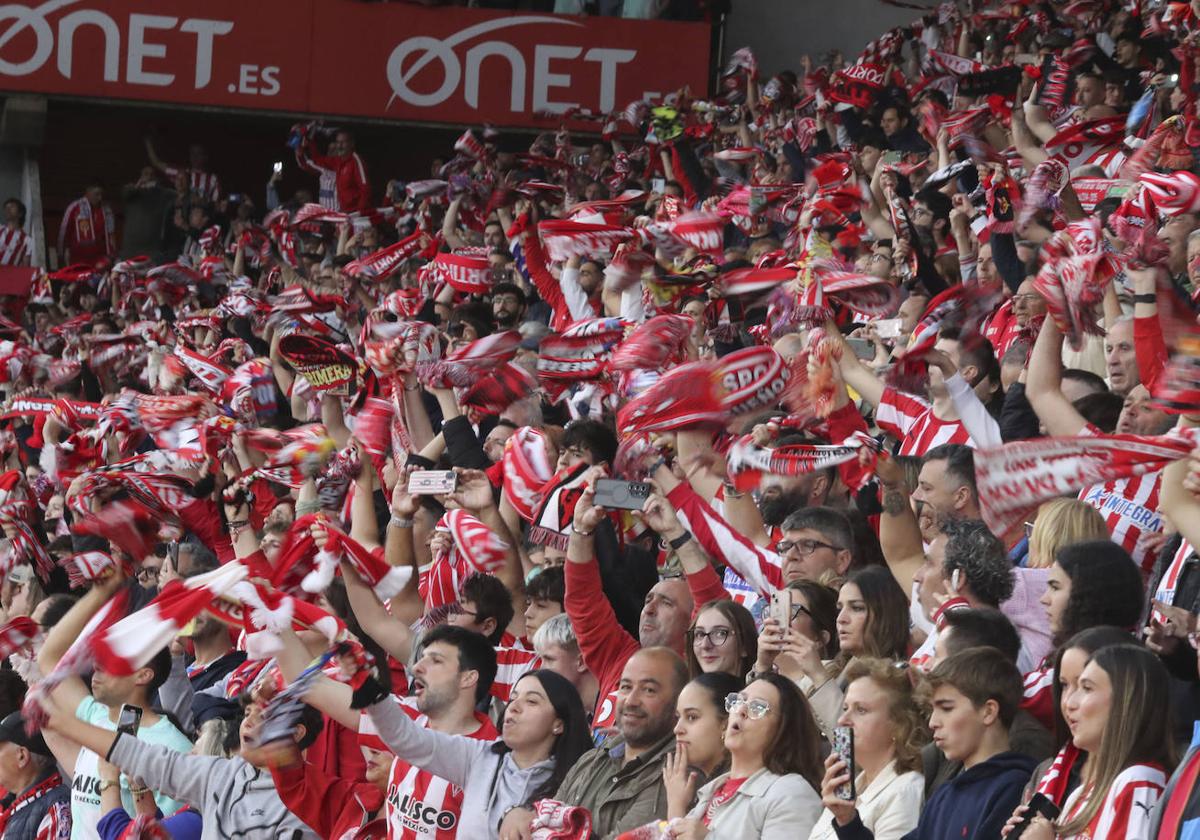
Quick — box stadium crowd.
[4,0,1200,838]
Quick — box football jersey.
[875,387,974,456]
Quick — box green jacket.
[554,732,675,839]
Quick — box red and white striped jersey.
[491,645,541,703]
[1152,538,1192,622]
[35,800,71,840]
[0,226,30,266]
[164,167,221,204]
[1020,660,1055,732]
[875,387,975,456]
[359,697,498,840]
[1078,425,1164,573]
[1059,762,1164,840]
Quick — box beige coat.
[686,767,822,839]
[807,761,925,840]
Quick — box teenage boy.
[833,646,1036,839]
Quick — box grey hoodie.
[366,697,555,839]
[109,733,319,840]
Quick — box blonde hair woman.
[810,658,929,840]
[1004,500,1108,670]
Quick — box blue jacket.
[903,751,1037,840]
[834,750,1038,840]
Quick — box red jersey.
[1058,763,1164,840]
[57,197,115,263]
[297,140,371,213]
[358,697,497,840]
[564,556,639,740]
[0,226,30,266]
[875,387,975,456]
[491,645,541,703]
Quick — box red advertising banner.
[0,0,711,129]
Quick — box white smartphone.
[272,161,284,175]
[874,318,902,339]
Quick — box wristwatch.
[97,779,120,794]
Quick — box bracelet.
[97,780,120,794]
[389,516,413,529]
[1133,292,1157,304]
[570,523,594,537]
[130,787,151,797]
[722,481,744,499]
[668,530,692,550]
[227,519,249,530]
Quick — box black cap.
[0,712,51,757]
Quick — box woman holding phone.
[809,658,927,840]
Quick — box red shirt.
[564,556,639,738]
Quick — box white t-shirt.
[69,696,193,840]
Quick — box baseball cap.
[0,711,51,756]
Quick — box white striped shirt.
[1078,424,1164,572]
[0,226,30,266]
[875,387,975,456]
[164,167,221,204]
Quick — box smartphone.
[769,588,793,629]
[407,470,458,495]
[117,704,143,737]
[950,568,961,593]
[1008,792,1060,839]
[831,726,856,801]
[846,337,875,360]
[874,318,902,340]
[881,150,903,167]
[593,479,652,511]
[651,178,667,193]
[272,161,284,175]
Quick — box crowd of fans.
[4,0,1200,838]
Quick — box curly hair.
[842,658,930,774]
[940,519,1014,606]
[1054,541,1144,646]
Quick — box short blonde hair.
[1028,498,1108,569]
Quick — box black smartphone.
[832,726,856,800]
[117,704,143,737]
[1008,792,1060,839]
[593,479,652,511]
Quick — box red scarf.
[0,772,63,836]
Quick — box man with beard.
[275,624,499,840]
[492,282,528,330]
[910,444,982,545]
[499,647,688,839]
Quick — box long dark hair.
[754,673,823,789]
[1054,542,1144,646]
[840,566,909,664]
[501,670,594,801]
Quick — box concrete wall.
[723,0,921,76]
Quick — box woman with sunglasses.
[667,674,824,840]
[686,600,758,681]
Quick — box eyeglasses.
[136,566,161,583]
[725,692,772,720]
[790,603,813,623]
[1023,521,1035,540]
[450,603,478,619]
[777,539,842,556]
[689,627,732,647]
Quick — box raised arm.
[1025,316,1086,436]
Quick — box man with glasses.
[491,282,527,330]
[776,507,858,586]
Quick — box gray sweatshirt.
[109,733,319,840]
[367,697,555,839]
